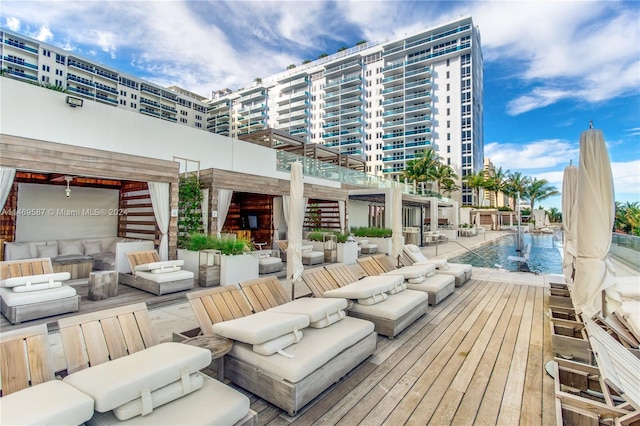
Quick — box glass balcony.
[5,68,38,81]
[68,59,96,74]
[3,56,37,69]
[382,144,404,152]
[4,39,38,54]
[324,59,361,76]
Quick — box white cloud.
[5,16,20,31]
[485,140,578,171]
[34,24,52,42]
[93,30,117,59]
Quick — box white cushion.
[268,298,348,323]
[113,373,204,420]
[83,240,104,256]
[259,257,281,266]
[101,237,119,253]
[310,311,346,328]
[135,270,194,283]
[614,277,640,300]
[435,266,466,279]
[448,262,472,273]
[58,239,84,256]
[387,282,408,294]
[13,281,63,293]
[322,275,403,300]
[63,342,211,413]
[0,380,93,425]
[407,276,425,284]
[36,243,58,258]
[618,301,640,338]
[2,272,70,288]
[0,285,76,307]
[382,264,431,280]
[348,289,428,320]
[405,244,421,253]
[211,311,309,345]
[86,374,250,426]
[229,316,374,383]
[253,330,303,356]
[301,245,313,253]
[134,260,185,272]
[4,242,32,260]
[407,274,455,293]
[357,292,388,305]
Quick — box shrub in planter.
[184,233,251,255]
[307,231,326,242]
[351,227,392,238]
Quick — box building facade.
[209,16,483,205]
[0,29,209,129]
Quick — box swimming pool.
[448,234,563,274]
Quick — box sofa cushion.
[83,240,104,256]
[211,311,309,345]
[112,372,204,420]
[0,380,94,426]
[4,242,32,260]
[35,243,58,259]
[63,342,211,413]
[85,375,250,426]
[1,272,70,288]
[58,239,84,256]
[0,285,77,307]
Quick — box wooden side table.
[180,335,233,381]
[88,271,118,300]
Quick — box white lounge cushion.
[259,257,282,266]
[0,380,94,426]
[404,245,448,268]
[211,311,309,345]
[134,260,185,272]
[1,272,70,288]
[268,298,348,324]
[113,373,204,420]
[448,262,472,273]
[229,316,374,383]
[349,289,428,320]
[310,311,346,328]
[63,342,210,413]
[387,281,407,295]
[615,277,640,300]
[134,270,193,283]
[87,374,250,426]
[407,276,426,284]
[382,264,432,279]
[407,274,456,293]
[618,301,640,338]
[435,267,465,280]
[322,275,403,300]
[0,285,76,307]
[13,281,63,293]
[253,330,303,356]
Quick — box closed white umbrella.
[573,129,616,317]
[286,162,304,300]
[391,183,403,262]
[562,164,578,285]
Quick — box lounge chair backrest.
[125,250,161,272]
[301,267,341,297]
[275,240,288,254]
[0,258,54,279]
[57,302,157,375]
[240,276,290,312]
[398,251,416,267]
[356,256,387,276]
[324,264,359,287]
[0,324,54,396]
[372,254,399,273]
[186,285,254,335]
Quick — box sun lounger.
[119,250,194,295]
[0,323,95,426]
[57,303,256,425]
[402,244,471,286]
[186,283,376,416]
[309,264,429,336]
[0,257,80,324]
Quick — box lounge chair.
[186,283,376,416]
[304,264,429,336]
[119,250,194,295]
[402,244,472,286]
[57,302,256,425]
[0,257,80,324]
[275,240,323,265]
[0,324,95,425]
[256,250,283,274]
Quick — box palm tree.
[503,172,530,210]
[402,148,440,185]
[432,163,458,195]
[463,170,486,207]
[546,207,561,223]
[626,205,640,236]
[525,178,559,212]
[441,179,461,198]
[489,167,509,208]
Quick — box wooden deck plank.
[520,285,546,425]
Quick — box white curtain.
[338,200,346,234]
[216,189,233,237]
[0,167,16,210]
[201,188,209,235]
[148,182,170,260]
[282,195,290,226]
[272,197,283,244]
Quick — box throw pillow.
[5,242,31,260]
[83,240,103,255]
[36,243,59,259]
[58,240,84,256]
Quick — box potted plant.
[351,227,393,254]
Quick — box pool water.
[448,234,563,274]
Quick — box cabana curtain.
[338,200,346,234]
[217,189,233,237]
[282,195,309,227]
[0,167,16,210]
[148,181,170,260]
[272,197,283,243]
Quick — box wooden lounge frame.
[120,250,193,296]
[187,283,377,416]
[0,258,80,324]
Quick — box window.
[446,71,450,79]
[42,65,50,72]
[446,59,450,66]
[447,133,451,141]
[196,123,202,128]
[446,96,450,104]
[446,83,450,91]
[42,49,51,57]
[55,54,65,64]
[447,121,450,129]
[119,99,126,105]
[131,94,137,100]
[447,145,451,153]
[41,76,49,82]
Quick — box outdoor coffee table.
[180,335,233,381]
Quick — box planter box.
[337,241,358,264]
[177,249,221,287]
[220,253,259,285]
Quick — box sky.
[2,0,639,211]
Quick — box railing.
[610,233,640,271]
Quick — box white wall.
[15,183,119,241]
[347,201,370,229]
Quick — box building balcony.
[67,73,95,87]
[140,85,161,96]
[381,85,404,95]
[324,106,362,119]
[67,85,94,97]
[140,107,161,117]
[5,68,38,81]
[161,104,178,113]
[382,96,404,106]
[383,108,404,118]
[68,59,96,74]
[140,97,161,108]
[3,56,37,69]
[95,82,118,95]
[96,93,118,105]
[3,39,38,54]
[382,144,404,152]
[281,76,308,89]
[324,59,361,76]
[95,68,118,82]
[325,75,362,89]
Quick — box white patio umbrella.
[475,212,481,229]
[561,164,578,285]
[573,129,616,317]
[286,162,304,301]
[391,183,403,263]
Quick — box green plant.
[177,174,204,248]
[335,233,349,243]
[498,206,513,211]
[184,233,251,255]
[307,231,325,242]
[350,227,392,238]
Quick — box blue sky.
[2,0,639,211]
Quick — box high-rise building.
[209,16,483,205]
[0,29,209,129]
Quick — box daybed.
[187,283,377,416]
[402,244,472,286]
[120,250,194,295]
[0,323,95,425]
[57,302,256,426]
[357,239,378,255]
[256,250,283,274]
[0,257,80,324]
[304,264,429,336]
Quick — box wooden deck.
[242,278,556,425]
